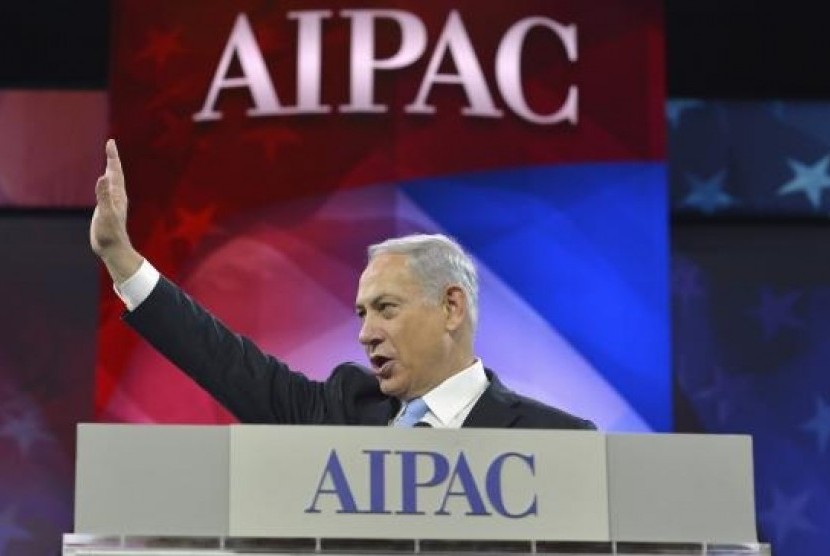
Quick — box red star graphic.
[153,111,192,151]
[169,206,219,249]
[242,127,300,162]
[194,135,214,152]
[148,77,199,111]
[136,28,185,72]
[143,218,179,275]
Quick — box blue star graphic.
[749,287,803,339]
[778,155,830,209]
[666,99,704,129]
[801,396,830,455]
[0,506,30,555]
[769,101,787,121]
[759,487,815,548]
[682,171,736,215]
[695,366,748,425]
[672,258,705,310]
[0,409,52,456]
[675,354,704,397]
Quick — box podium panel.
[74,425,230,536]
[69,426,767,555]
[608,434,756,543]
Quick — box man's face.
[355,253,450,400]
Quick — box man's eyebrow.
[354,297,377,314]
[355,294,399,312]
[371,294,402,305]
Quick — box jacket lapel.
[462,369,521,428]
[358,397,400,426]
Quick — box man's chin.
[377,376,404,399]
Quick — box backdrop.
[96,0,668,431]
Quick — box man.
[91,140,595,429]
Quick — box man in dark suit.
[91,140,594,430]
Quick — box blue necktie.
[396,397,429,427]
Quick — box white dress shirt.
[393,360,489,428]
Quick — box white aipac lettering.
[194,11,335,121]
[496,17,578,124]
[193,10,579,126]
[339,10,427,113]
[193,13,282,122]
[289,10,334,114]
[405,10,502,118]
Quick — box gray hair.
[368,234,479,330]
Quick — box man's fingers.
[95,175,117,210]
[95,175,109,201]
[105,139,123,177]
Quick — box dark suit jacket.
[125,277,596,430]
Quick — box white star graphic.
[800,396,830,455]
[666,99,704,129]
[778,155,830,209]
[682,170,735,215]
[759,487,815,548]
[0,409,52,456]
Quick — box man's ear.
[443,286,467,331]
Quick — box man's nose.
[358,316,381,347]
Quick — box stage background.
[1,1,829,555]
[97,0,667,432]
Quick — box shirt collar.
[421,359,488,427]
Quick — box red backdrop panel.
[99,0,664,423]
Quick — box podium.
[64,425,771,555]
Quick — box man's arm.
[88,140,333,423]
[90,139,144,284]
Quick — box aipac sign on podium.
[303,448,538,518]
[231,427,608,539]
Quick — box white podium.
[64,425,771,555]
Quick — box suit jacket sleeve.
[123,276,339,423]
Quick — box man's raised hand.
[90,139,143,283]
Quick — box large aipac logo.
[193,9,578,125]
[304,449,539,517]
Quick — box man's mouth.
[370,355,394,378]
